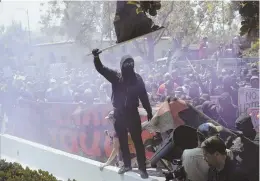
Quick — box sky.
[0,1,45,31]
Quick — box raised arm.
[92,49,119,84]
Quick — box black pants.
[113,108,146,171]
[114,5,153,43]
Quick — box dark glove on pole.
[92,49,102,57]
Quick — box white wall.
[0,134,163,181]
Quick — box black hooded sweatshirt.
[94,55,152,115]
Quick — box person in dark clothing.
[217,93,238,129]
[114,1,162,43]
[92,49,152,179]
[250,76,259,89]
[235,115,258,141]
[227,115,259,181]
[189,82,200,100]
[222,76,238,106]
[199,37,209,59]
[201,136,249,181]
[201,101,228,128]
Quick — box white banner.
[238,87,259,115]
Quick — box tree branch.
[161,1,175,26]
[153,22,169,45]
[133,1,175,59]
[153,1,175,45]
[184,5,215,47]
[132,40,145,58]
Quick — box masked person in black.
[114,1,162,43]
[227,115,259,181]
[92,49,153,179]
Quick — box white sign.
[238,87,259,115]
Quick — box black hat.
[235,114,253,131]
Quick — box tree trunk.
[147,34,154,62]
[107,2,113,46]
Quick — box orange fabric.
[169,99,188,128]
[156,101,170,116]
[157,82,179,95]
[157,83,166,95]
[128,134,136,154]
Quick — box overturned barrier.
[0,134,163,181]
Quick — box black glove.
[147,112,153,121]
[92,49,102,57]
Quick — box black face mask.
[121,66,136,84]
[122,61,134,68]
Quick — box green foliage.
[154,1,239,46]
[0,22,30,67]
[239,1,259,38]
[39,1,240,61]
[242,39,259,57]
[39,1,103,49]
[0,22,29,57]
[40,1,238,45]
[101,1,116,41]
[232,1,259,40]
[0,159,76,181]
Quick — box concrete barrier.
[0,134,163,181]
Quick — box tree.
[40,1,239,62]
[40,1,103,49]
[230,1,259,56]
[100,1,116,45]
[0,21,29,62]
[135,1,239,60]
[232,1,259,41]
[39,1,65,42]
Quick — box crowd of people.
[0,0,258,180]
[1,58,257,104]
[0,46,258,180]
[89,48,259,180]
[0,51,258,126]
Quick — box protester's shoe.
[139,169,149,179]
[118,166,132,174]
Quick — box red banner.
[13,99,154,162]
